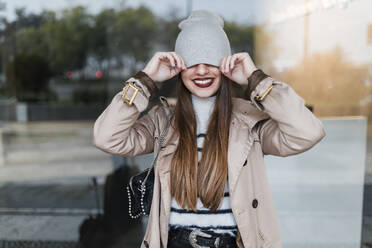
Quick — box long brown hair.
[170,74,233,211]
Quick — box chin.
[193,91,217,98]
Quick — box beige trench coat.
[93,76,326,248]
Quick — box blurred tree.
[0,19,17,76]
[112,6,158,74]
[156,7,183,51]
[1,4,271,103]
[14,8,46,28]
[14,18,49,66]
[16,6,94,75]
[44,6,93,75]
[7,5,262,78]
[225,21,255,56]
[90,8,116,71]
[5,53,53,102]
[0,8,49,75]
[0,0,6,75]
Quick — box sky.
[0,0,260,24]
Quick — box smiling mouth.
[193,78,214,88]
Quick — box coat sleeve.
[246,75,326,157]
[92,73,160,157]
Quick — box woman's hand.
[219,52,258,85]
[142,52,187,83]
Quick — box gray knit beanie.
[175,10,232,68]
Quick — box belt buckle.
[188,229,220,248]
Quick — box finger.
[170,52,181,69]
[168,53,177,68]
[220,57,227,73]
[237,52,249,64]
[229,56,236,71]
[171,52,186,70]
[225,56,232,73]
[156,52,168,61]
[230,55,240,70]
[236,53,256,77]
[175,66,183,74]
[171,65,183,77]
[163,53,176,68]
[229,55,237,72]
[156,53,167,69]
[176,53,187,70]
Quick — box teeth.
[194,79,212,84]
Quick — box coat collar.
[230,97,270,131]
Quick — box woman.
[93,10,326,248]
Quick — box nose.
[195,64,209,75]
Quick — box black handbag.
[126,109,173,219]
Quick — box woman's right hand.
[142,52,187,83]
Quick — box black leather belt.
[168,227,237,248]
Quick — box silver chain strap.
[127,107,173,219]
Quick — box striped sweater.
[168,94,238,237]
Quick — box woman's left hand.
[219,52,258,85]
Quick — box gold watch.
[121,81,139,105]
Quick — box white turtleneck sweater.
[168,94,238,237]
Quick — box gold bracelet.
[121,81,139,105]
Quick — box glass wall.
[254,0,371,247]
[0,0,370,247]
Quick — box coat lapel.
[227,99,270,199]
[227,118,252,196]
